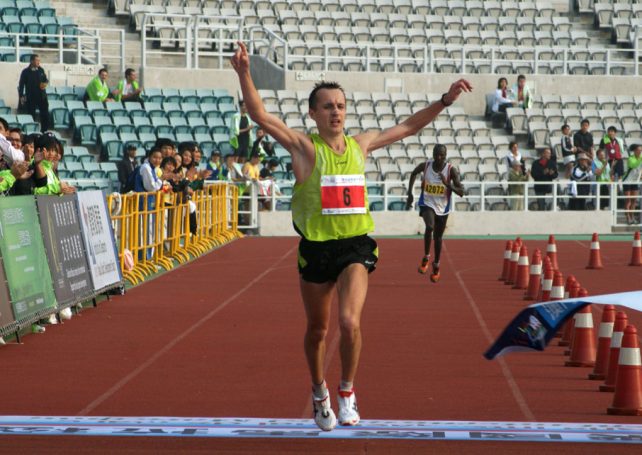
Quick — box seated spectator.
[599,126,625,182]
[221,153,243,183]
[507,160,529,211]
[10,146,47,196]
[205,151,222,180]
[156,138,176,158]
[117,144,138,193]
[258,158,282,211]
[530,148,558,211]
[560,124,576,178]
[0,116,26,167]
[573,119,594,160]
[623,144,642,224]
[22,133,36,162]
[112,68,143,104]
[511,75,533,110]
[242,152,261,187]
[568,153,593,211]
[252,127,274,161]
[492,77,515,114]
[85,68,114,103]
[592,149,611,210]
[0,161,30,196]
[504,141,525,174]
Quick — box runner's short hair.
[308,81,346,109]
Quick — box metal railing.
[135,18,641,76]
[0,28,125,70]
[253,179,641,228]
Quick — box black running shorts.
[297,235,378,284]
[420,206,448,232]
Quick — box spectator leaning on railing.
[623,144,642,225]
[568,153,593,211]
[599,126,625,182]
[530,147,558,211]
[592,149,612,210]
[560,124,577,178]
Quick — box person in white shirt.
[0,117,26,166]
[492,77,515,113]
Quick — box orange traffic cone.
[607,325,642,415]
[565,303,596,367]
[564,275,577,299]
[589,304,616,380]
[506,241,520,285]
[629,231,642,267]
[600,311,629,392]
[524,249,541,300]
[586,233,604,269]
[559,282,580,347]
[549,271,564,301]
[513,245,530,290]
[539,259,554,301]
[499,240,513,281]
[546,235,559,270]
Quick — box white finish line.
[0,417,641,443]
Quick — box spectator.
[251,127,274,160]
[156,137,176,158]
[85,68,114,103]
[592,149,611,210]
[134,148,165,193]
[7,128,22,151]
[507,160,529,211]
[191,147,205,170]
[491,77,514,114]
[0,117,26,173]
[33,134,65,195]
[18,54,50,132]
[230,100,254,163]
[112,68,143,103]
[22,133,36,162]
[623,144,642,224]
[504,141,525,174]
[573,119,594,160]
[117,144,138,193]
[530,147,558,211]
[259,158,280,180]
[511,74,533,110]
[560,124,576,178]
[221,153,243,183]
[205,151,222,180]
[258,158,281,211]
[0,161,31,196]
[568,153,593,210]
[599,125,625,182]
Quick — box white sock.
[312,380,328,399]
[339,380,353,392]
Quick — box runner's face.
[310,89,346,135]
[433,150,447,167]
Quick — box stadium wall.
[258,211,612,236]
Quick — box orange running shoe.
[430,263,441,283]
[418,255,430,274]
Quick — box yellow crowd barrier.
[107,182,242,286]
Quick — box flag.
[484,291,642,360]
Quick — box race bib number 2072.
[320,175,366,215]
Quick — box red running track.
[1,237,642,454]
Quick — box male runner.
[232,41,471,431]
[405,144,464,283]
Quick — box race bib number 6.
[320,175,366,215]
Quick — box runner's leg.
[335,263,368,383]
[433,214,448,265]
[300,279,335,385]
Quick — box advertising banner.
[0,258,16,333]
[76,191,121,291]
[36,195,94,305]
[0,196,56,321]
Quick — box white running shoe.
[60,307,73,321]
[337,389,360,426]
[312,393,337,431]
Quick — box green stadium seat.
[162,88,181,103]
[188,117,209,135]
[181,102,202,119]
[66,100,87,118]
[100,132,121,161]
[179,88,198,104]
[113,116,134,134]
[119,131,141,151]
[17,113,39,133]
[170,116,190,134]
[175,132,195,143]
[369,200,384,211]
[94,116,116,135]
[144,102,165,119]
[66,161,88,179]
[125,101,145,118]
[106,101,127,118]
[100,162,118,181]
[156,132,175,143]
[138,132,157,152]
[133,116,154,134]
[143,88,164,104]
[83,162,104,178]
[151,117,172,135]
[163,102,183,119]
[73,115,95,145]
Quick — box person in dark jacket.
[18,54,50,132]
[530,147,558,211]
[117,144,138,193]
